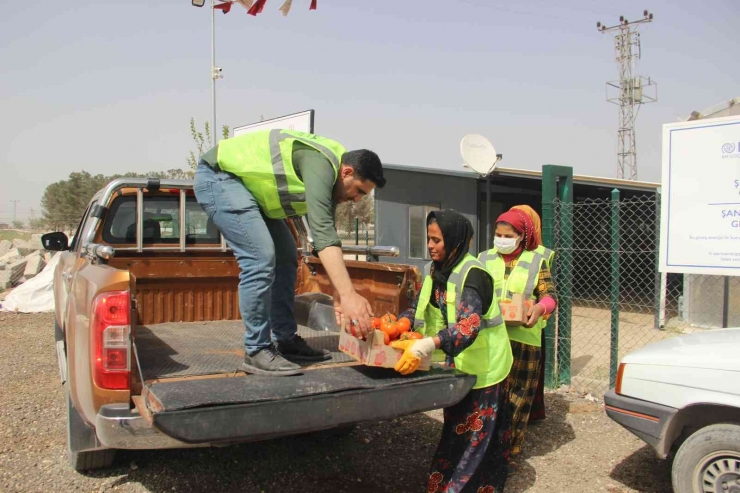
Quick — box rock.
[12,239,30,250]
[0,240,11,257]
[0,258,28,289]
[29,234,44,250]
[23,252,45,279]
[0,248,23,265]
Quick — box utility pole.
[10,200,20,224]
[597,11,657,181]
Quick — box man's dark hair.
[341,149,386,188]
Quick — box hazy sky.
[1,0,738,224]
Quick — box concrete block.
[0,248,23,265]
[0,240,11,257]
[0,258,27,289]
[29,234,44,250]
[23,251,45,279]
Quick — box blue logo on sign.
[723,143,737,154]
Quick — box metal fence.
[337,219,374,261]
[546,193,740,396]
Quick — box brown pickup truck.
[42,177,475,471]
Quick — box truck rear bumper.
[604,389,677,458]
[96,371,476,449]
[95,405,195,450]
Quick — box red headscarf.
[496,209,538,256]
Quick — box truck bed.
[128,321,476,446]
[135,320,352,381]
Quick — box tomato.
[381,321,399,340]
[371,317,382,330]
[383,331,390,345]
[401,331,423,341]
[397,317,411,334]
[383,313,398,323]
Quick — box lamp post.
[192,0,223,145]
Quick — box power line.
[596,11,657,181]
[9,200,20,224]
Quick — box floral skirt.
[507,341,543,455]
[427,381,511,493]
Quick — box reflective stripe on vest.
[217,129,344,219]
[413,254,512,389]
[478,248,548,347]
[535,245,555,269]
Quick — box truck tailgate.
[145,366,474,444]
[133,295,476,445]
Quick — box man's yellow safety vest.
[216,129,345,219]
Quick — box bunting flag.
[247,0,267,16]
[278,0,293,16]
[214,2,232,14]
[236,0,316,17]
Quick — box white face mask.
[494,236,520,254]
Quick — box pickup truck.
[42,177,475,471]
[604,328,740,493]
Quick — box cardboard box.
[500,293,533,327]
[338,329,431,370]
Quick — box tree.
[12,220,24,230]
[335,194,375,234]
[187,118,230,169]
[41,171,109,231]
[29,218,45,230]
[39,168,196,232]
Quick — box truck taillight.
[615,363,626,395]
[91,291,131,390]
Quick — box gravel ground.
[0,312,673,492]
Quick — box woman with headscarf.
[511,205,553,424]
[393,209,513,492]
[478,206,557,460]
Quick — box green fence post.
[609,189,621,388]
[354,218,359,261]
[542,166,558,388]
[542,164,574,387]
[558,173,573,386]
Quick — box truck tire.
[66,388,116,471]
[68,447,117,472]
[672,422,740,493]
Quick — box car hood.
[622,328,740,372]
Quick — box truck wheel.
[68,447,117,472]
[672,422,740,493]
[66,388,116,471]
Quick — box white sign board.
[660,115,740,275]
[232,109,314,137]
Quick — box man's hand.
[339,291,373,337]
[525,303,545,328]
[319,245,374,337]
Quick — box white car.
[604,328,740,493]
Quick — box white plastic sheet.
[0,253,60,313]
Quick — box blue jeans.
[193,163,298,355]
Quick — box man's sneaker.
[277,335,332,362]
[241,346,301,376]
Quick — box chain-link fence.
[547,193,740,396]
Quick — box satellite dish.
[460,134,499,176]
